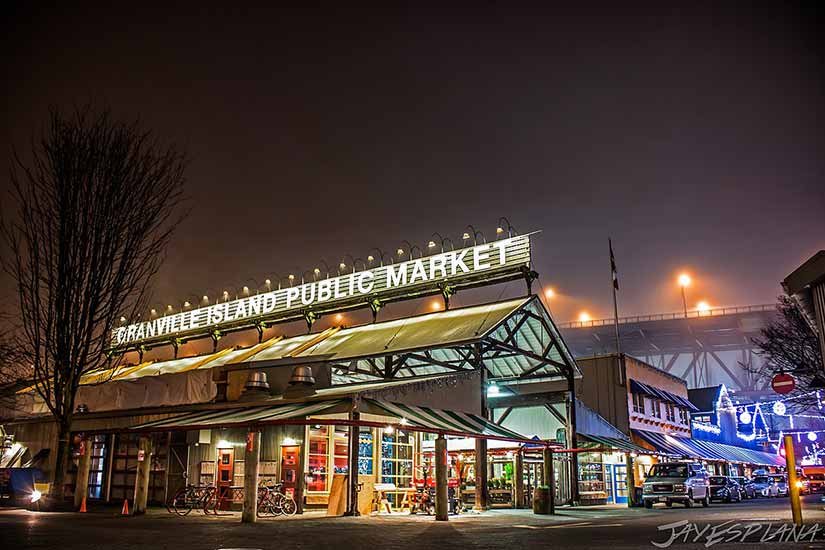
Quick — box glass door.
[612,464,628,504]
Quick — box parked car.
[642,462,710,508]
[771,475,789,497]
[751,475,779,497]
[708,476,741,503]
[802,469,825,493]
[730,476,756,499]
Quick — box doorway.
[612,464,628,504]
[216,448,234,510]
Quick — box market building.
[0,232,585,519]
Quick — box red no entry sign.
[771,373,795,394]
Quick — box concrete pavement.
[2,495,824,549]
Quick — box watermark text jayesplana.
[652,520,824,547]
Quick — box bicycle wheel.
[279,495,297,516]
[172,490,194,516]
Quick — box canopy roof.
[74,295,579,389]
[633,429,784,467]
[133,396,534,444]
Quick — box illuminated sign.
[112,234,532,348]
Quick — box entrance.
[523,460,543,508]
[612,464,628,504]
[216,448,234,510]
[280,444,301,501]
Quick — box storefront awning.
[133,399,347,429]
[130,395,536,444]
[362,399,529,442]
[579,433,666,456]
[632,429,784,467]
[629,380,698,411]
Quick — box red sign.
[137,449,145,462]
[246,432,255,452]
[771,373,795,394]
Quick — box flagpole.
[609,238,623,384]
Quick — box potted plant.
[533,485,551,514]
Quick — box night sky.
[3,4,824,338]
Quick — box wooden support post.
[435,435,448,521]
[242,430,260,523]
[133,436,153,515]
[474,438,489,510]
[626,453,636,508]
[513,449,524,508]
[543,447,555,515]
[73,437,92,509]
[345,410,360,516]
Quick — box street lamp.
[697,301,710,315]
[544,287,556,300]
[496,217,516,239]
[678,273,691,317]
[578,311,591,323]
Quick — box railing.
[558,304,776,329]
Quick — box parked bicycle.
[167,484,218,516]
[257,482,297,517]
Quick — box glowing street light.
[697,301,710,314]
[544,287,555,299]
[578,311,591,323]
[678,273,691,317]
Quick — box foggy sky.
[3,3,824,329]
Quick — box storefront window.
[358,428,374,475]
[380,430,413,488]
[578,452,606,498]
[306,425,351,493]
[307,426,330,492]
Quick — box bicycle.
[257,482,297,517]
[167,484,217,516]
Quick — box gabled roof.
[78,295,579,387]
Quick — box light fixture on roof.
[399,418,409,426]
[462,232,470,240]
[202,295,209,302]
[384,425,394,435]
[396,248,404,256]
[120,316,126,323]
[367,255,374,262]
[773,401,786,416]
[339,262,346,271]
[487,382,501,397]
[184,301,191,308]
[150,308,157,316]
[243,286,249,295]
[428,240,436,248]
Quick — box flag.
[609,238,619,290]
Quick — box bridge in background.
[558,304,778,393]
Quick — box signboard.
[112,234,532,349]
[771,373,795,395]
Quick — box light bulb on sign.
[808,431,818,442]
[739,411,752,424]
[773,401,786,416]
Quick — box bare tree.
[1,107,187,502]
[751,295,824,412]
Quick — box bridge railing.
[558,304,776,329]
